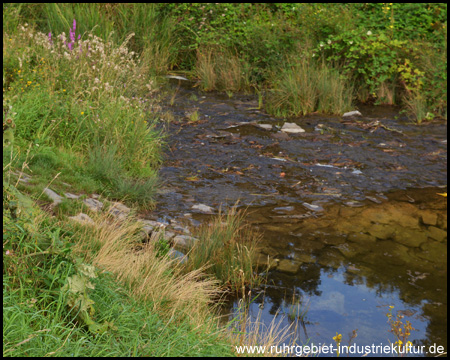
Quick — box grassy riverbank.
[2,8,267,356]
[5,3,446,122]
[3,3,446,356]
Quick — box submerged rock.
[302,202,324,212]
[277,259,302,274]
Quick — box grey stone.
[69,213,95,226]
[44,188,63,205]
[343,110,362,118]
[302,202,324,212]
[167,249,188,264]
[257,124,273,130]
[108,202,131,219]
[64,192,81,200]
[191,204,215,214]
[83,198,104,212]
[172,235,199,252]
[280,122,305,134]
[165,75,189,81]
[139,219,163,229]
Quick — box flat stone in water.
[191,204,215,214]
[344,201,364,207]
[257,124,273,130]
[280,122,305,133]
[343,110,362,118]
[302,202,324,212]
[365,196,382,204]
[272,206,295,213]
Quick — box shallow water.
[150,80,447,356]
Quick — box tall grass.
[183,207,261,293]
[3,17,164,206]
[3,182,235,356]
[266,59,353,117]
[196,47,251,92]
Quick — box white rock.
[258,124,273,130]
[343,110,362,118]
[165,75,189,81]
[302,202,324,212]
[191,204,215,214]
[280,122,305,133]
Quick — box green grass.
[3,181,236,357]
[4,270,234,357]
[4,3,446,119]
[265,59,353,117]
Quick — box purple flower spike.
[73,19,76,32]
[48,32,52,44]
[78,34,81,40]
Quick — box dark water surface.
[150,81,447,356]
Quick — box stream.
[149,80,447,356]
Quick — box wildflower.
[81,112,84,115]
[328,39,332,44]
[349,40,353,45]
[367,30,372,35]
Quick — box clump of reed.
[265,59,353,117]
[195,47,251,92]
[183,206,261,294]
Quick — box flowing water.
[150,80,447,356]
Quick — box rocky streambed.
[144,79,447,355]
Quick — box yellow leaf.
[436,192,447,197]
